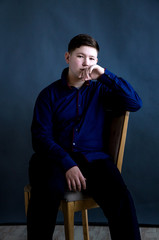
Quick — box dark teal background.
[0,0,159,225]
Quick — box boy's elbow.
[137,98,142,110]
[131,98,142,112]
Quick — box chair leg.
[62,201,75,240]
[24,185,31,216]
[24,191,28,216]
[82,209,90,240]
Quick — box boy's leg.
[27,154,66,240]
[84,158,141,240]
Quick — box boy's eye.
[90,58,95,61]
[77,55,83,58]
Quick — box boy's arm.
[98,68,142,112]
[31,90,76,172]
[82,64,142,112]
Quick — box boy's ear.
[65,52,70,64]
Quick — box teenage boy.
[27,34,142,240]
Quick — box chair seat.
[63,191,91,202]
[24,184,91,202]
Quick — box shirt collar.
[61,67,91,89]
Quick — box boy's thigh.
[29,153,67,195]
[85,158,127,196]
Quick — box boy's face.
[65,46,98,81]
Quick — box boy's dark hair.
[68,34,100,53]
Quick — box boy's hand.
[80,65,105,81]
[65,166,86,192]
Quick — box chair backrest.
[104,111,129,172]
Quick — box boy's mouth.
[80,67,88,70]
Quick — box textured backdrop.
[0,0,159,225]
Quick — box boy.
[27,34,142,240]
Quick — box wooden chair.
[24,111,129,240]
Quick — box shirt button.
[78,104,81,107]
[75,128,78,132]
[73,142,76,146]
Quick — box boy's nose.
[82,57,89,66]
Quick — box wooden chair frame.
[24,111,129,240]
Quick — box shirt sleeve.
[31,88,77,172]
[98,69,142,112]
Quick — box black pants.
[27,153,141,240]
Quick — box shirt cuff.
[61,155,77,172]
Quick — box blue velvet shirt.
[31,68,142,171]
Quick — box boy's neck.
[67,73,84,89]
[67,79,84,89]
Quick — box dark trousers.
[27,153,141,240]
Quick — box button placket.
[72,91,81,150]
